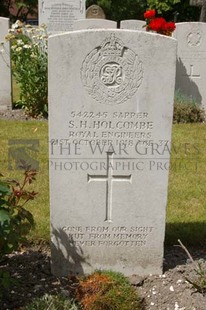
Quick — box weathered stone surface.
[0,17,12,110]
[120,20,146,31]
[73,19,117,30]
[49,29,177,277]
[86,5,105,19]
[39,0,85,34]
[174,22,206,110]
[190,0,203,6]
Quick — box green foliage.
[178,240,206,295]
[0,270,12,294]
[2,21,48,117]
[15,0,38,22]
[171,0,201,22]
[86,0,200,22]
[186,260,206,295]
[0,170,37,260]
[86,0,147,21]
[23,294,80,310]
[173,91,205,123]
[76,270,141,310]
[0,0,38,22]
[147,0,180,13]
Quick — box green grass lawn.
[0,120,205,246]
[167,123,206,245]
[0,120,49,242]
[12,78,20,104]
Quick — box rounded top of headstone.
[86,5,106,19]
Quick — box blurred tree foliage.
[0,0,202,24]
[86,0,201,22]
[0,0,37,22]
[86,0,147,21]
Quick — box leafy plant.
[75,270,142,310]
[0,170,37,260]
[2,20,48,118]
[147,0,180,14]
[178,239,206,295]
[173,90,205,123]
[23,294,80,310]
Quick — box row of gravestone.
[0,16,206,111]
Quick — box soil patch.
[0,245,206,310]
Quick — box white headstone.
[0,17,12,110]
[174,22,206,109]
[73,19,117,30]
[39,0,85,34]
[49,29,177,277]
[120,20,146,31]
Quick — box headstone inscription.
[86,4,105,19]
[73,19,117,30]
[0,17,12,110]
[120,20,146,31]
[39,0,85,34]
[174,22,206,110]
[49,29,177,277]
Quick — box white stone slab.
[174,22,206,110]
[49,29,177,277]
[120,20,146,31]
[73,19,117,30]
[0,17,12,110]
[39,0,85,34]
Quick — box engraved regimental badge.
[187,31,202,47]
[81,34,143,105]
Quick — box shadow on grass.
[51,226,91,277]
[165,222,206,247]
[163,222,206,271]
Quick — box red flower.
[148,17,166,32]
[163,22,176,32]
[144,10,156,19]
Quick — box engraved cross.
[87,152,132,222]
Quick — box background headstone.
[174,22,206,110]
[120,20,146,31]
[73,19,117,30]
[0,17,12,110]
[49,29,177,277]
[39,0,85,34]
[86,5,105,19]
[190,0,206,22]
[190,0,203,5]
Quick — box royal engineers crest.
[81,34,143,105]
